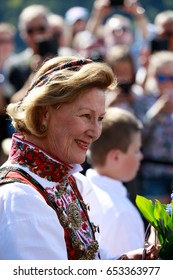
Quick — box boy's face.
[104,132,143,182]
[114,131,143,182]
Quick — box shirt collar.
[8,133,82,183]
[86,168,128,197]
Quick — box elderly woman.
[0,56,158,260]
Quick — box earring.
[40,123,47,132]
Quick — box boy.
[86,107,145,258]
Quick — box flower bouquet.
[136,193,173,260]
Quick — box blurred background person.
[152,10,173,53]
[0,22,16,145]
[138,51,173,204]
[4,4,56,98]
[48,12,76,57]
[72,30,105,61]
[136,10,173,90]
[124,7,173,93]
[10,9,77,105]
[64,6,90,49]
[86,0,150,69]
[48,13,65,49]
[0,137,12,165]
[105,44,144,113]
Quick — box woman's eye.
[98,116,104,122]
[82,114,91,120]
[81,114,104,122]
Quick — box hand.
[123,0,145,18]
[94,0,113,19]
[142,244,160,260]
[121,245,159,260]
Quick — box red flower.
[24,150,36,164]
[35,152,46,165]
[39,163,55,174]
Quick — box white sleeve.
[0,182,67,260]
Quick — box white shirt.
[0,134,102,260]
[0,180,67,260]
[86,168,145,258]
[0,169,109,260]
[0,132,110,260]
[0,166,115,260]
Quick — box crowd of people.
[0,0,172,259]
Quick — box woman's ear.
[39,106,50,130]
[42,106,50,120]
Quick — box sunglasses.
[156,74,173,83]
[26,26,47,35]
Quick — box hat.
[65,6,89,25]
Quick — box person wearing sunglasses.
[0,22,16,146]
[138,50,173,205]
[4,4,55,104]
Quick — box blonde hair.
[0,22,16,37]
[18,4,50,32]
[154,10,173,26]
[148,50,173,76]
[7,56,116,137]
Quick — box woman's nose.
[89,121,102,141]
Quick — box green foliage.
[159,235,173,260]
[136,196,158,227]
[136,195,173,260]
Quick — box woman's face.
[44,88,106,164]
